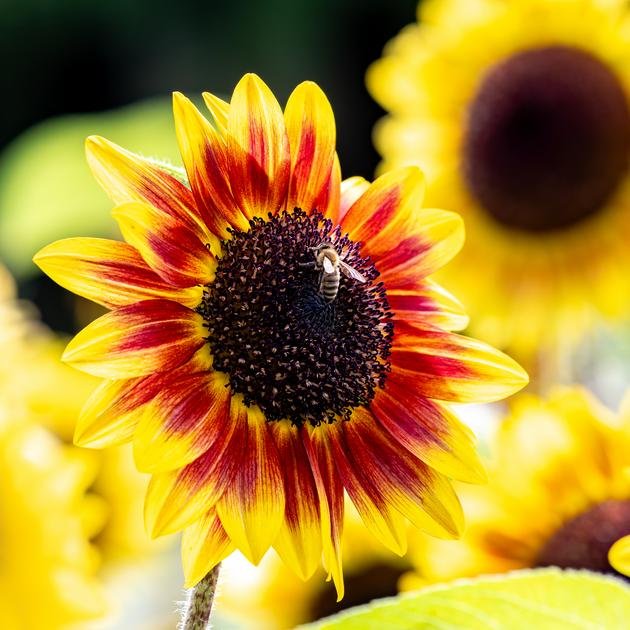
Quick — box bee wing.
[339,260,368,283]
[323,256,336,274]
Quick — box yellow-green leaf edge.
[303,568,630,630]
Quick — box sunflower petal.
[85,135,208,240]
[181,510,234,588]
[75,377,155,448]
[133,370,231,473]
[376,208,465,287]
[226,73,290,218]
[62,300,205,379]
[328,424,408,555]
[202,91,230,132]
[391,321,529,403]
[314,152,341,221]
[144,399,241,536]
[33,237,202,309]
[173,92,249,240]
[75,347,212,448]
[284,81,336,215]
[341,166,425,250]
[270,423,322,581]
[303,425,345,600]
[340,167,464,284]
[389,279,469,332]
[217,405,285,564]
[112,201,215,287]
[372,378,486,483]
[339,176,370,222]
[344,408,464,538]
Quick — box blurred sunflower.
[0,419,106,628]
[403,388,630,588]
[0,264,159,558]
[0,395,105,628]
[34,73,527,597]
[19,337,159,557]
[221,504,412,629]
[368,0,630,360]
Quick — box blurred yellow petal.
[609,535,630,576]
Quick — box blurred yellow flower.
[0,264,159,558]
[221,504,411,629]
[368,0,630,360]
[403,388,630,588]
[0,402,105,628]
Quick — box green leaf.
[0,97,183,276]
[304,568,630,630]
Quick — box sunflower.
[0,399,105,628]
[221,503,412,629]
[402,387,630,588]
[34,73,527,596]
[368,0,630,359]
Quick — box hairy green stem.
[181,565,221,630]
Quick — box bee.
[304,242,368,303]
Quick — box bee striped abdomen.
[319,267,340,302]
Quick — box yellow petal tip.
[85,134,105,152]
[172,91,188,108]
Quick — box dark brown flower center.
[308,562,408,622]
[535,499,630,577]
[198,209,392,427]
[463,45,630,232]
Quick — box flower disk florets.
[198,209,393,427]
[464,46,630,232]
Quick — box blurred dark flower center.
[198,209,392,427]
[535,499,630,576]
[463,45,630,232]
